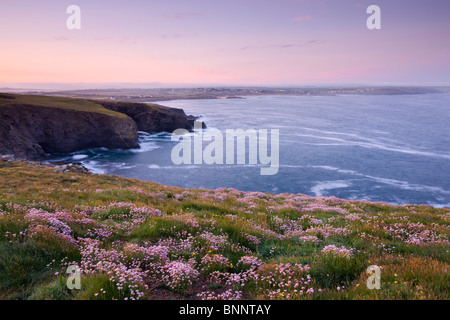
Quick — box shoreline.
[1,158,444,209]
[2,92,450,209]
[7,86,450,104]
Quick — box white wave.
[82,161,107,174]
[129,142,159,153]
[112,163,136,170]
[138,131,172,139]
[302,127,365,138]
[365,175,450,195]
[72,154,88,160]
[310,165,450,195]
[308,165,360,176]
[428,203,450,209]
[81,161,135,173]
[302,143,348,146]
[302,128,405,145]
[290,133,450,160]
[311,180,352,197]
[146,165,200,170]
[146,163,267,170]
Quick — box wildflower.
[321,245,354,259]
[161,261,199,293]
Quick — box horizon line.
[2,82,450,92]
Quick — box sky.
[1,0,450,89]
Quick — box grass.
[0,161,448,300]
[0,93,128,119]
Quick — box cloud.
[292,15,312,22]
[300,40,323,46]
[239,40,323,51]
[268,44,295,49]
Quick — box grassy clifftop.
[0,93,200,160]
[0,93,128,119]
[0,161,448,300]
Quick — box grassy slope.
[0,93,128,119]
[0,161,448,300]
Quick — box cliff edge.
[0,93,203,160]
[95,100,205,133]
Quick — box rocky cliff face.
[0,94,204,160]
[96,101,206,132]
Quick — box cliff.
[95,100,205,133]
[0,93,203,160]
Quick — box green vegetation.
[0,161,448,300]
[0,93,127,118]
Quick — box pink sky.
[1,0,449,88]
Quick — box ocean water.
[50,93,450,208]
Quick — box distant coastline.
[1,86,449,104]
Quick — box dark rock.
[0,94,206,160]
[0,103,139,160]
[96,101,206,132]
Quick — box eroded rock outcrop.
[0,94,204,160]
[96,101,206,132]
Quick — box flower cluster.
[161,261,199,293]
[79,239,148,300]
[196,231,230,252]
[24,209,84,246]
[320,245,354,259]
[236,256,263,271]
[259,263,314,300]
[2,164,448,301]
[383,222,449,246]
[199,254,230,274]
[240,232,261,247]
[297,235,321,244]
[197,289,243,300]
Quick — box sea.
[50,93,450,208]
